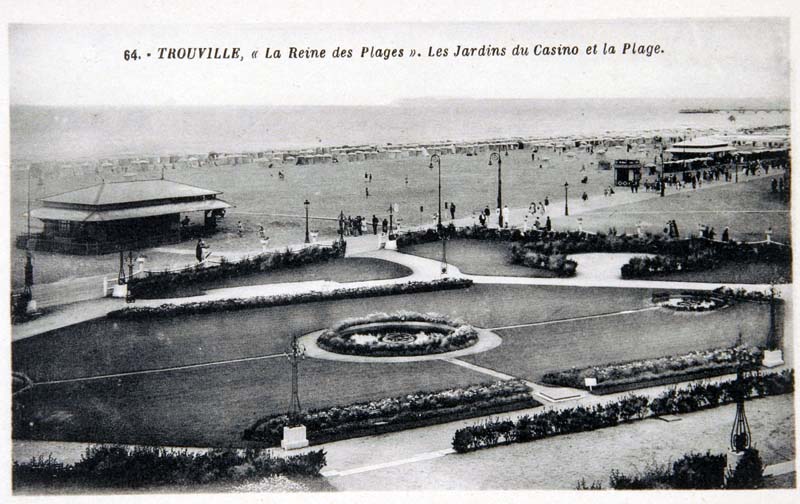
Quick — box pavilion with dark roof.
[25,179,232,254]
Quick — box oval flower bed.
[317,311,479,357]
[657,293,729,312]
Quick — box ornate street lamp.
[117,249,126,285]
[488,152,503,228]
[729,340,753,453]
[286,334,306,416]
[564,181,570,216]
[304,199,311,244]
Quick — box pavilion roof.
[41,179,223,207]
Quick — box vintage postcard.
[2,1,798,502]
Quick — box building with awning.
[666,137,735,161]
[24,179,233,254]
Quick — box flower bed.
[317,311,479,357]
[657,294,729,312]
[244,380,540,447]
[128,241,346,298]
[540,345,762,394]
[13,445,327,490]
[107,278,473,320]
[452,370,793,453]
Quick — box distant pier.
[679,107,789,114]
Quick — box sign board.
[584,377,598,388]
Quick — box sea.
[10,98,790,163]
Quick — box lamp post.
[564,181,569,216]
[304,199,310,244]
[338,210,345,244]
[430,154,442,233]
[430,154,448,273]
[23,165,34,303]
[488,152,503,228]
[287,334,306,416]
[117,249,126,285]
[728,338,753,475]
[659,150,665,197]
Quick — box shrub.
[12,445,327,490]
[671,451,726,489]
[128,241,346,298]
[606,452,726,489]
[725,448,764,489]
[108,278,473,320]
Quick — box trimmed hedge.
[129,241,346,298]
[452,370,793,453]
[541,345,762,393]
[244,380,540,446]
[13,445,326,490]
[108,278,473,320]
[317,311,479,357]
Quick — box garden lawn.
[401,239,558,277]
[12,358,490,447]
[13,284,654,382]
[328,394,794,491]
[462,301,773,382]
[134,257,413,298]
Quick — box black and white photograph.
[2,1,799,500]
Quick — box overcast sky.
[9,18,790,106]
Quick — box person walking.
[195,238,208,263]
[545,216,552,232]
[722,227,730,242]
[450,202,456,220]
[382,218,388,234]
[237,221,244,237]
[365,187,370,198]
[582,191,588,202]
[372,214,379,235]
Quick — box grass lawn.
[401,239,558,277]
[464,302,773,381]
[328,394,794,490]
[134,257,413,298]
[12,358,491,447]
